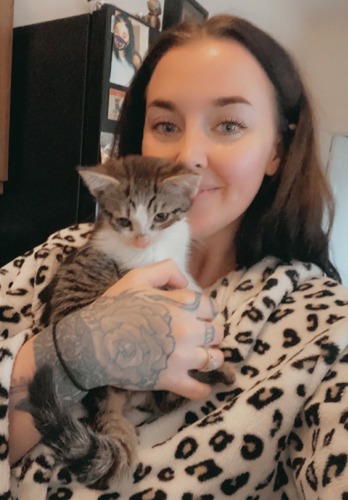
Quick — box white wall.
[13,0,164,27]
[14,0,89,26]
[301,7,348,135]
[201,0,304,54]
[328,135,348,286]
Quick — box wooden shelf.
[0,0,14,193]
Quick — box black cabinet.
[1,5,158,266]
[0,14,97,266]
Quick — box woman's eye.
[216,120,246,135]
[154,212,169,222]
[152,121,178,134]
[116,217,132,228]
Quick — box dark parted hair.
[113,14,340,281]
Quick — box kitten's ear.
[78,166,120,197]
[163,174,202,199]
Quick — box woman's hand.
[33,259,224,402]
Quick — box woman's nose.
[175,128,208,170]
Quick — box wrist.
[33,324,87,403]
[9,338,41,465]
[10,337,36,403]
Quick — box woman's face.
[142,38,280,242]
[114,19,130,49]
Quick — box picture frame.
[99,6,159,130]
[162,0,208,30]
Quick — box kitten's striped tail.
[27,365,136,488]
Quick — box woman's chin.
[188,216,213,241]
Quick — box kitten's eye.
[154,212,169,222]
[116,217,132,228]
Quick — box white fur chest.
[92,219,192,278]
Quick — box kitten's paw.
[189,362,235,386]
[216,362,235,385]
[109,420,139,476]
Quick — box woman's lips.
[196,187,220,196]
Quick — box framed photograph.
[100,131,115,163]
[162,0,208,30]
[109,9,150,87]
[107,87,126,121]
[97,4,159,135]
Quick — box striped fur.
[31,156,202,487]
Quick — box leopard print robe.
[1,224,348,499]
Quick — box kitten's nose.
[133,235,151,248]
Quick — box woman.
[109,12,142,87]
[3,14,348,499]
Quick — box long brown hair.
[113,15,340,280]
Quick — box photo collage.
[100,6,152,162]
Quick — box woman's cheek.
[220,140,272,191]
[142,134,170,159]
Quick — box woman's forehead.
[146,38,276,111]
[115,20,127,29]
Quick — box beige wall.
[13,0,163,27]
[302,9,348,134]
[14,0,88,26]
[201,0,304,53]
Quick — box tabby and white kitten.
[40,155,201,327]
[30,155,205,487]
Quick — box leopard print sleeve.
[0,223,93,498]
[8,255,348,499]
[289,323,348,497]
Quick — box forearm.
[8,325,86,465]
[8,337,39,465]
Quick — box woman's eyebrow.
[212,96,252,106]
[147,99,177,111]
[147,96,251,110]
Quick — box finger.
[129,259,188,289]
[187,323,223,348]
[161,291,219,323]
[196,346,224,371]
[196,296,219,321]
[104,259,188,297]
[170,377,212,401]
[202,323,224,346]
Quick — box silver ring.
[200,348,218,372]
